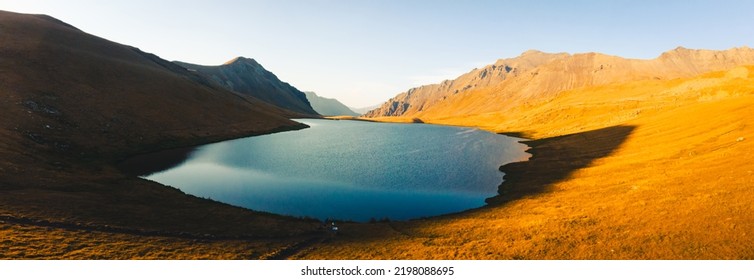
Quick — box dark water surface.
[141,119,529,221]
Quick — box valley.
[1,9,753,260]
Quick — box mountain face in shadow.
[304,91,359,116]
[365,47,754,119]
[174,58,318,116]
[0,10,306,161]
[0,10,320,237]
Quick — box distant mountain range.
[175,58,318,116]
[350,104,381,115]
[303,91,359,116]
[365,47,754,119]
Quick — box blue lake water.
[142,119,529,222]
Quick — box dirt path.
[263,235,330,260]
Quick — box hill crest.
[365,46,754,118]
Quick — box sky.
[2,0,754,108]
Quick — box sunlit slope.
[301,66,754,259]
[364,50,569,117]
[366,47,754,120]
[432,65,754,137]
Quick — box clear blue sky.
[2,0,753,107]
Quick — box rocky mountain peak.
[223,56,259,66]
[520,49,546,56]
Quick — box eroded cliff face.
[364,50,568,117]
[365,47,754,119]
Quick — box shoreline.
[126,117,528,223]
[1,119,326,242]
[115,121,310,176]
[317,116,541,212]
[353,116,540,207]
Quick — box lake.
[138,119,529,222]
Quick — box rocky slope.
[175,58,318,116]
[365,47,754,119]
[304,91,358,116]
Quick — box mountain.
[303,91,359,116]
[174,58,318,116]
[350,104,381,115]
[0,10,318,241]
[365,47,754,119]
[0,12,304,160]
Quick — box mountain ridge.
[350,104,381,115]
[303,91,359,116]
[365,46,754,119]
[223,56,258,65]
[174,58,318,116]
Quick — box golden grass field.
[0,222,299,259]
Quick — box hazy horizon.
[2,0,753,107]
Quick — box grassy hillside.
[366,47,754,120]
[300,66,754,259]
[0,11,322,259]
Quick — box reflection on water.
[144,119,529,221]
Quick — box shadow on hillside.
[294,125,638,256]
[486,125,636,205]
[116,146,196,176]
